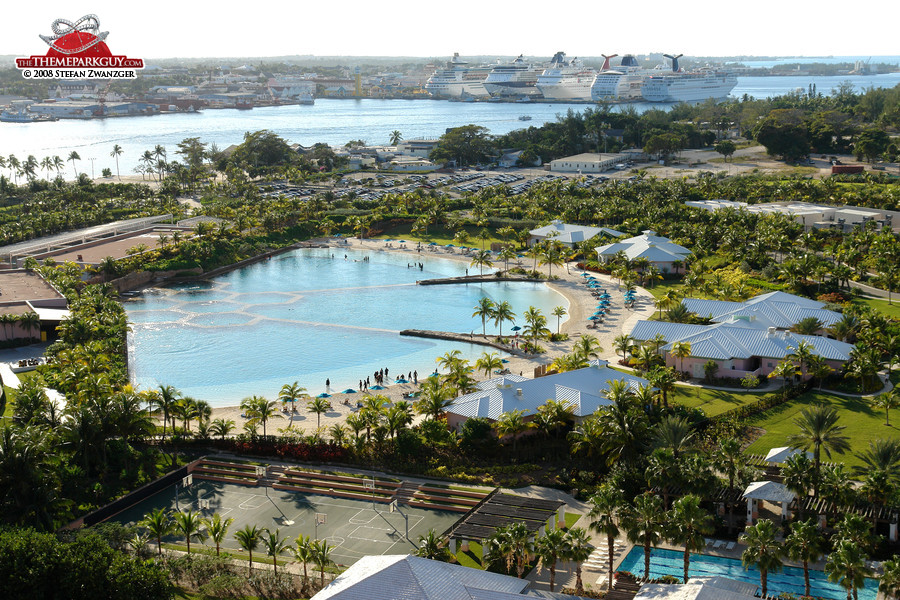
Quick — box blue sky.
[5,1,897,59]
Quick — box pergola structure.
[443,492,564,555]
[742,480,796,524]
[763,446,813,464]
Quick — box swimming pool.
[126,247,569,406]
[618,547,878,600]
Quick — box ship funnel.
[601,53,618,71]
[620,54,639,68]
[550,51,566,65]
[663,53,684,72]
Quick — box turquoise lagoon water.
[618,547,878,600]
[126,247,567,406]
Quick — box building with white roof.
[682,291,841,330]
[635,576,759,600]
[445,360,649,430]
[549,153,626,173]
[595,230,692,272]
[528,220,624,248]
[312,554,579,600]
[629,318,854,380]
[685,200,899,233]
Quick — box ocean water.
[3,72,898,176]
[126,247,568,406]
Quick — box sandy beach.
[199,237,656,435]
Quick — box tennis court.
[110,479,462,565]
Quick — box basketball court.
[110,478,461,565]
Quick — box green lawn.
[853,296,900,319]
[744,391,900,470]
[644,280,686,301]
[671,385,765,417]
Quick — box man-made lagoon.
[126,247,567,406]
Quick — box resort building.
[444,360,649,430]
[685,200,899,233]
[0,269,69,343]
[682,291,842,331]
[528,220,624,248]
[595,230,692,272]
[396,139,441,159]
[628,319,854,380]
[549,152,628,173]
[311,553,585,600]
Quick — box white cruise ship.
[425,53,491,99]
[483,55,545,98]
[590,54,647,101]
[535,52,597,101]
[640,54,737,103]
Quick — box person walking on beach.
[326,378,330,389]
[413,370,418,384]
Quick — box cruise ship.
[640,54,737,103]
[535,52,597,101]
[483,55,545,98]
[590,54,647,102]
[425,53,491,99]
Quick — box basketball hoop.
[389,500,397,513]
[316,513,327,525]
[199,498,210,510]
[182,474,193,487]
[363,478,375,491]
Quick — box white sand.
[199,238,656,435]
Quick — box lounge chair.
[725,541,736,551]
[713,540,724,549]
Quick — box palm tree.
[880,559,900,600]
[67,151,80,179]
[826,540,871,600]
[293,534,314,589]
[740,519,784,599]
[140,508,173,557]
[311,538,335,587]
[588,483,624,590]
[613,334,635,363]
[855,438,900,480]
[209,418,235,440]
[621,492,666,581]
[156,384,180,440]
[872,389,900,426]
[262,528,288,574]
[492,300,515,337]
[414,529,452,561]
[670,341,692,373]
[475,351,503,377]
[389,130,403,146]
[653,415,696,459]
[307,397,332,430]
[279,381,308,414]
[203,513,234,557]
[414,377,453,420]
[52,155,64,178]
[782,452,815,521]
[234,524,263,576]
[564,527,593,595]
[787,340,817,380]
[485,522,532,578]
[174,509,204,555]
[472,297,495,336]
[110,144,123,180]
[470,249,493,276]
[668,494,714,582]
[241,395,281,436]
[551,305,567,334]
[573,334,603,362]
[787,404,850,496]
[494,409,530,454]
[522,306,549,343]
[535,528,568,592]
[786,519,826,598]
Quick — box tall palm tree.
[311,538,335,587]
[787,404,850,496]
[564,527,593,595]
[740,519,784,599]
[653,415,696,459]
[879,559,900,600]
[306,397,332,430]
[668,494,714,583]
[534,528,568,592]
[389,130,403,146]
[203,513,233,557]
[209,418,235,440]
[110,144,123,180]
[234,524,263,576]
[414,377,453,420]
[52,155,65,177]
[786,519,826,598]
[470,249,493,276]
[492,300,515,337]
[573,334,603,362]
[494,409,530,454]
[279,381,308,414]
[621,492,665,581]
[241,395,281,436]
[174,509,204,555]
[872,389,900,426]
[826,540,871,600]
[472,297,495,336]
[613,334,635,363]
[293,534,314,589]
[551,305,567,335]
[670,341,692,373]
[140,508,173,557]
[475,351,503,377]
[67,151,80,179]
[588,483,624,590]
[156,384,180,440]
[523,306,549,343]
[262,528,288,574]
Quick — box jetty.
[399,329,526,357]
[416,274,543,286]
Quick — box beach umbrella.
[581,272,589,278]
[510,325,522,331]
[341,389,357,394]
[428,242,437,245]
[501,359,509,363]
[395,378,408,384]
[370,384,385,390]
[588,315,601,321]
[446,244,455,247]
[316,393,331,398]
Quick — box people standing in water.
[326,378,330,390]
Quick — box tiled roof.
[530,222,624,244]
[682,292,841,329]
[447,361,650,420]
[595,231,691,263]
